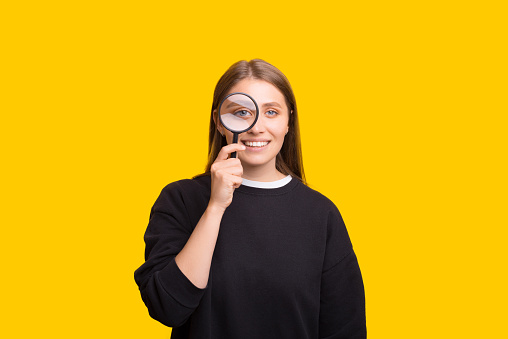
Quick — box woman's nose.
[248,115,266,133]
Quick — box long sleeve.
[134,181,208,328]
[319,206,367,339]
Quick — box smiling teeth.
[244,141,269,147]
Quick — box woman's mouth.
[241,140,270,151]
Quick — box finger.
[223,172,243,188]
[213,161,243,177]
[211,158,242,171]
[222,158,243,168]
[217,143,246,161]
[216,143,246,161]
[223,165,243,177]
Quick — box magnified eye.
[234,110,253,118]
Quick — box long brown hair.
[193,59,306,185]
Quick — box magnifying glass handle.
[231,133,239,159]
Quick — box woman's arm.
[134,182,224,328]
[319,207,367,338]
[175,143,245,289]
[174,204,224,289]
[134,144,245,328]
[319,250,366,338]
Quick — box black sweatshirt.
[134,175,366,338]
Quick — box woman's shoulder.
[296,180,338,211]
[159,174,211,196]
[151,175,211,213]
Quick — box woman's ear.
[213,109,223,136]
[287,110,292,134]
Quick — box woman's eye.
[266,110,278,116]
[234,110,252,117]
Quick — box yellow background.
[1,1,506,338]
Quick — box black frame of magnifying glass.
[218,92,260,134]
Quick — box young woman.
[134,59,366,338]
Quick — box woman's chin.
[239,156,272,168]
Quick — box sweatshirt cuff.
[158,256,208,309]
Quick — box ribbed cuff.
[158,256,208,309]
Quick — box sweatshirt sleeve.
[134,181,208,328]
[319,206,367,339]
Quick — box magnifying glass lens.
[219,93,257,132]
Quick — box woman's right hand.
[208,143,246,213]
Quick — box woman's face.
[217,78,290,171]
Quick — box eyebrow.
[225,101,282,109]
[225,101,253,109]
[262,102,282,108]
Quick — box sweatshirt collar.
[236,175,299,196]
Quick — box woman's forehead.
[229,79,285,106]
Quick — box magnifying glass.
[218,92,259,158]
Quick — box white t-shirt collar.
[241,175,292,189]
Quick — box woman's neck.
[241,164,287,182]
